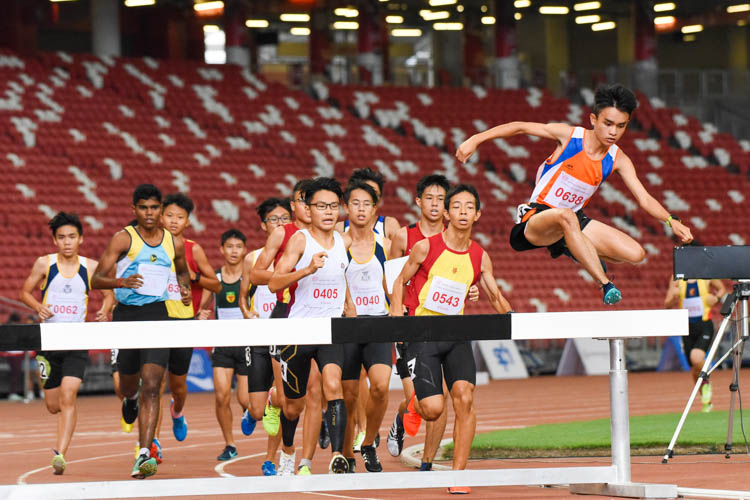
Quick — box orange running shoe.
[448,486,471,495]
[403,394,422,437]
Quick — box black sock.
[326,399,347,453]
[280,410,299,448]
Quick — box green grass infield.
[444,411,750,458]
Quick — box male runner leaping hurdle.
[456,83,693,304]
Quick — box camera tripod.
[663,280,750,463]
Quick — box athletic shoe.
[602,282,622,305]
[241,409,256,436]
[120,416,133,434]
[419,461,432,471]
[328,454,349,474]
[261,460,277,476]
[262,402,280,437]
[346,457,356,473]
[151,438,163,464]
[217,445,238,461]
[297,464,312,476]
[702,403,714,413]
[171,399,188,442]
[278,450,296,476]
[131,453,157,479]
[122,395,139,425]
[403,395,422,437]
[51,451,65,475]
[319,414,330,449]
[353,430,365,453]
[448,486,471,495]
[360,445,382,473]
[387,413,405,457]
[701,382,713,405]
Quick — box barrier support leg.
[569,339,677,499]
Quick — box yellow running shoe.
[353,430,365,453]
[52,452,66,475]
[134,442,140,459]
[121,416,133,433]
[297,464,311,475]
[262,402,281,437]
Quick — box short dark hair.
[163,192,195,216]
[132,184,162,205]
[292,179,315,199]
[416,174,450,198]
[343,182,378,204]
[445,184,481,211]
[305,177,343,204]
[256,197,292,222]
[593,83,638,117]
[349,167,385,195]
[49,212,83,237]
[221,228,246,246]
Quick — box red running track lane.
[2,369,750,499]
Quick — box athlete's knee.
[554,208,578,230]
[140,376,161,396]
[59,390,77,409]
[369,381,388,402]
[215,390,231,407]
[45,401,60,414]
[283,399,303,420]
[419,398,444,421]
[249,404,264,421]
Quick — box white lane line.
[302,492,383,500]
[214,452,267,478]
[17,442,212,485]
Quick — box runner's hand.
[468,285,479,302]
[197,308,211,320]
[95,306,109,322]
[307,252,328,273]
[180,285,192,306]
[671,220,693,244]
[37,304,53,321]
[121,274,144,289]
[455,137,477,163]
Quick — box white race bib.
[542,171,597,211]
[424,275,468,315]
[167,273,182,300]
[217,307,244,320]
[350,281,386,316]
[46,292,85,323]
[309,275,343,307]
[683,296,704,319]
[135,263,170,296]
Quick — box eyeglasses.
[265,215,291,224]
[349,200,373,209]
[309,202,340,211]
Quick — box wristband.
[666,214,681,228]
[115,278,123,288]
[191,272,201,284]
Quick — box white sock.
[139,447,150,458]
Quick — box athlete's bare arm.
[456,122,574,163]
[384,216,400,241]
[198,287,213,320]
[240,252,255,319]
[664,278,681,308]
[191,243,221,293]
[19,256,53,321]
[389,226,408,259]
[87,258,115,321]
[250,225,285,286]
[615,153,693,243]
[268,232,324,293]
[708,279,727,307]
[344,284,357,318]
[390,239,429,316]
[478,251,512,313]
[92,231,143,290]
[173,236,192,306]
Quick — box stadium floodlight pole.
[662,281,750,463]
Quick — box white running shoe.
[278,450,296,476]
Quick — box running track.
[3,369,750,499]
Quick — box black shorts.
[110,349,119,374]
[342,342,393,380]
[278,344,343,399]
[270,302,289,318]
[37,350,88,390]
[248,346,274,393]
[684,319,715,356]
[212,346,250,375]
[509,203,592,258]
[407,341,475,399]
[395,342,410,380]
[112,301,171,376]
